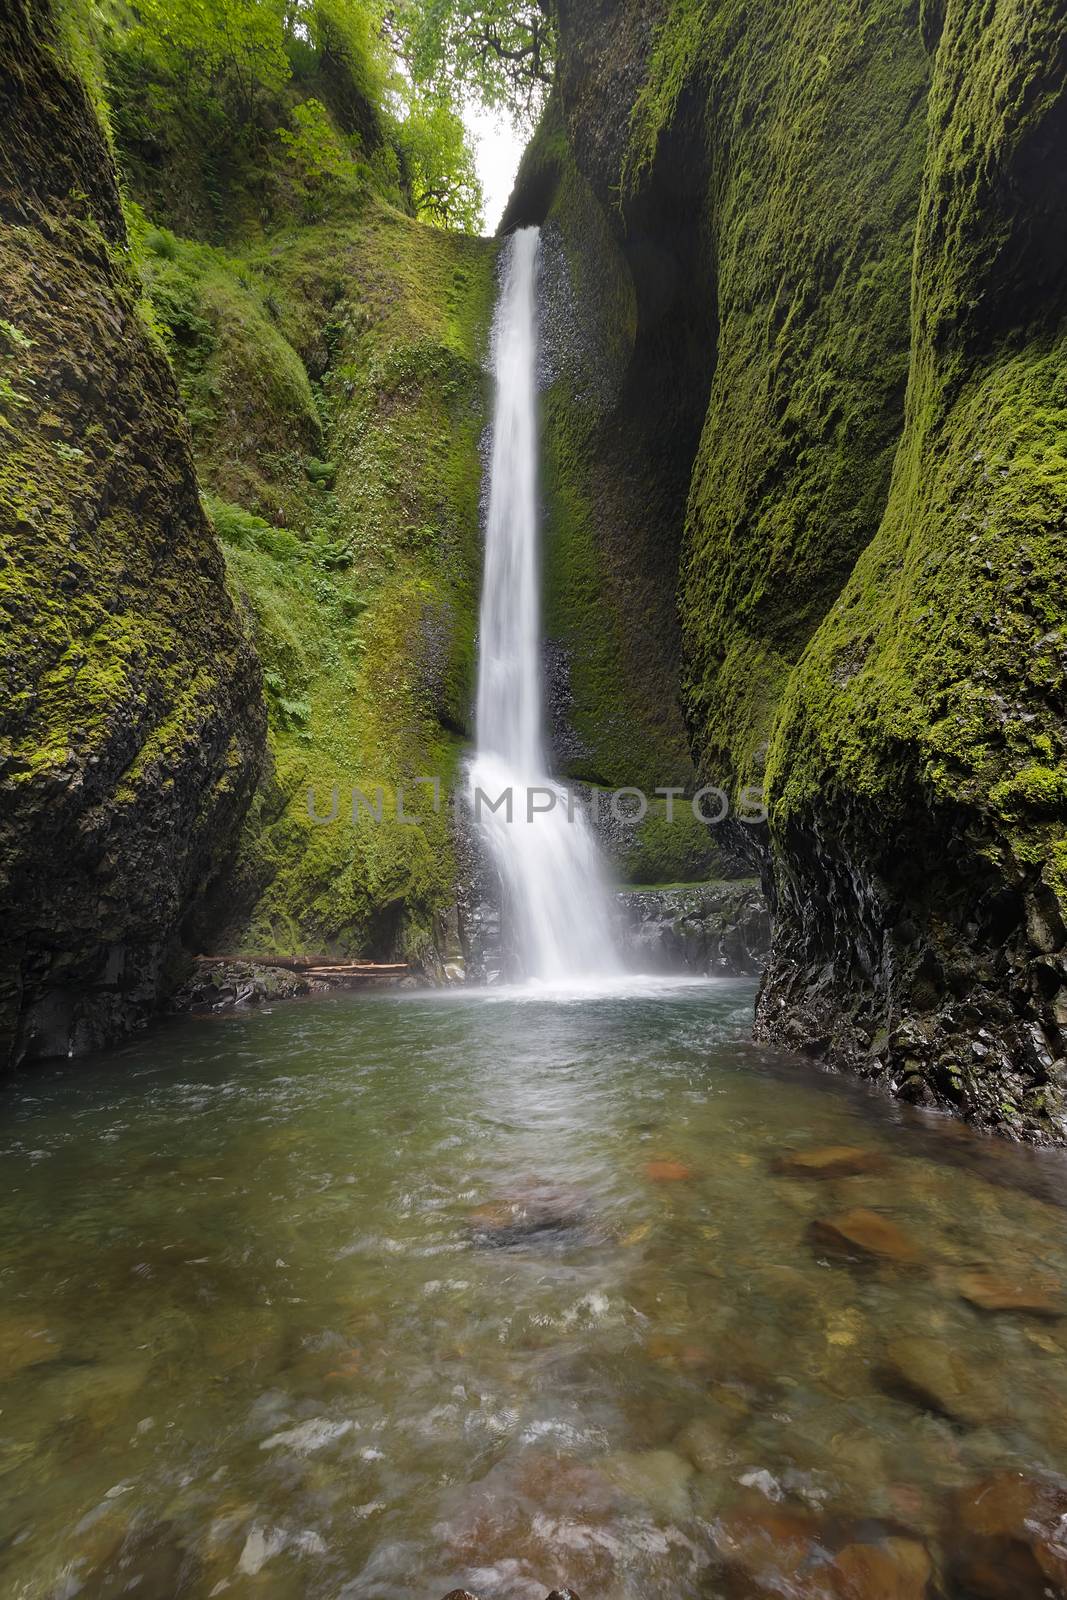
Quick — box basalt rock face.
[0,0,265,1063]
[760,1,1067,1136]
[518,0,1067,1137]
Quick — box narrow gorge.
[1,0,1067,1595]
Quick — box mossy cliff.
[129,205,496,968]
[0,0,497,1063]
[0,0,265,1065]
[523,0,1067,1136]
[504,95,701,799]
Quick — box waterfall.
[470,227,621,983]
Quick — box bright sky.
[464,101,527,234]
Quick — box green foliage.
[277,96,372,217]
[97,0,484,237]
[0,317,35,425]
[157,199,498,958]
[130,0,291,123]
[390,0,555,123]
[399,93,483,231]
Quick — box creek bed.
[1,979,1066,1597]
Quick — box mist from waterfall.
[470,226,620,982]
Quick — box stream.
[3,981,1067,1597]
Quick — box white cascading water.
[470,226,621,982]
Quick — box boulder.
[773,1147,888,1179]
[809,1209,920,1265]
[947,1473,1067,1598]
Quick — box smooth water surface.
[2,983,1067,1597]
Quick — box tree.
[399,93,483,230]
[131,0,292,124]
[389,0,555,123]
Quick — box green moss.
[675,0,930,791]
[617,798,725,886]
[170,199,499,959]
[767,0,1067,928]
[536,102,694,791]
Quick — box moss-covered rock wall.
[504,90,704,798]
[761,0,1067,1135]
[0,0,265,1064]
[526,0,1067,1137]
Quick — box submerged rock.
[947,1473,1067,1598]
[467,1181,591,1250]
[713,1501,824,1593]
[600,1448,694,1520]
[0,1316,60,1382]
[773,1147,888,1179]
[644,1159,693,1183]
[809,1209,920,1265]
[956,1269,1065,1318]
[826,1537,932,1599]
[880,1337,999,1426]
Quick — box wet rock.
[0,1316,60,1381]
[644,1160,693,1182]
[170,960,311,1013]
[809,1209,920,1266]
[600,1448,694,1520]
[956,1268,1065,1318]
[948,1472,1067,1598]
[467,1180,592,1250]
[773,1147,888,1180]
[615,883,772,977]
[880,1336,998,1425]
[39,1358,150,1433]
[675,1413,738,1474]
[713,1501,824,1594]
[826,1537,933,1598]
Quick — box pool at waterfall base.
[3,980,1067,1597]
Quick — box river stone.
[644,1160,693,1182]
[772,1147,888,1179]
[467,1180,590,1249]
[675,1413,736,1474]
[880,1336,998,1425]
[809,1209,920,1265]
[40,1357,150,1432]
[826,1538,932,1598]
[0,1316,59,1381]
[956,1269,1065,1318]
[600,1448,694,1520]
[948,1473,1067,1598]
[713,1501,823,1593]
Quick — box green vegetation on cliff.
[0,0,264,1062]
[530,0,1066,1133]
[122,142,497,964]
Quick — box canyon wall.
[0,0,265,1063]
[515,0,1067,1137]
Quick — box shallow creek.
[2,979,1067,1598]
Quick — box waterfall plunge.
[470,227,620,983]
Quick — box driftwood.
[197,955,408,975]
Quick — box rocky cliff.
[0,0,265,1064]
[513,0,1067,1137]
